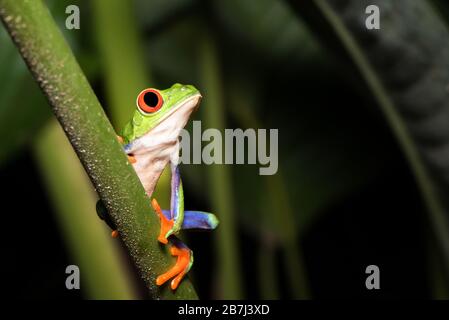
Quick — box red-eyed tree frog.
[96,84,219,290]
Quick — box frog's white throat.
[126,94,201,196]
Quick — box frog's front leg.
[117,135,136,163]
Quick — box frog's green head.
[121,83,201,143]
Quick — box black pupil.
[143,91,159,108]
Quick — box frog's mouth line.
[124,93,201,155]
[153,93,202,128]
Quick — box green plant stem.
[258,238,280,299]
[34,120,136,299]
[227,79,310,298]
[429,239,449,299]
[199,32,243,299]
[91,0,150,130]
[0,0,197,299]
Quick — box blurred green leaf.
[198,30,243,299]
[34,120,137,299]
[0,0,84,166]
[0,25,51,166]
[92,0,150,129]
[431,0,449,25]
[227,75,380,299]
[143,18,201,86]
[289,0,449,279]
[212,0,322,66]
[228,72,385,237]
[134,0,195,31]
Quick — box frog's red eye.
[137,88,163,114]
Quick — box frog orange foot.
[127,155,136,164]
[151,198,174,244]
[156,244,193,290]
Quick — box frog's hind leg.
[156,237,193,290]
[151,198,174,244]
[161,210,219,230]
[151,163,184,244]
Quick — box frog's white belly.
[131,140,177,197]
[126,96,199,196]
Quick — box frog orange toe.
[151,198,174,244]
[127,155,136,164]
[117,135,124,143]
[156,245,192,290]
[170,271,187,290]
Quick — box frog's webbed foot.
[117,135,136,164]
[156,239,193,290]
[151,198,174,244]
